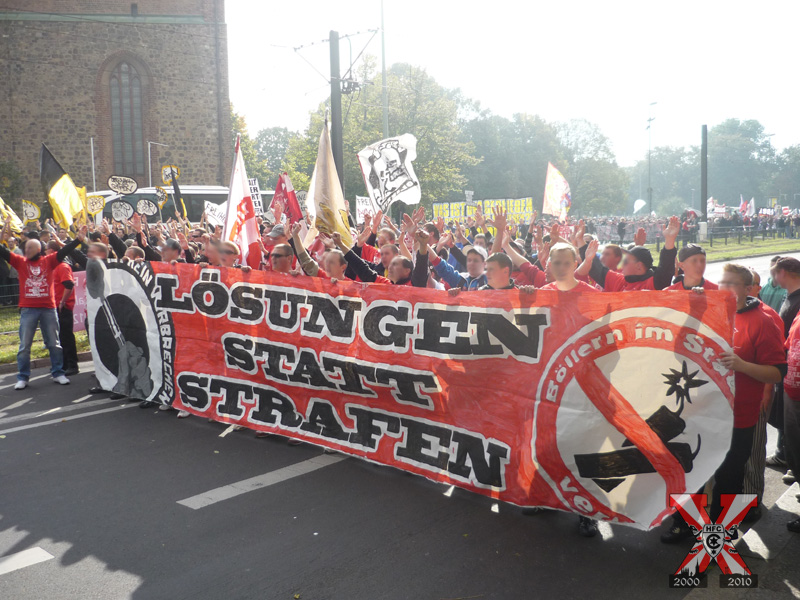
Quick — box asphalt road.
[0,252,799,600]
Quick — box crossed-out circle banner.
[86,261,736,529]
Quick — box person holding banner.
[332,231,428,288]
[0,219,87,389]
[665,244,718,291]
[540,241,600,293]
[662,264,786,542]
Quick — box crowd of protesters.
[2,198,800,541]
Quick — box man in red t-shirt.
[46,241,79,376]
[0,221,85,389]
[662,263,785,543]
[783,314,800,533]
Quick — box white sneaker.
[53,375,70,385]
[14,380,27,390]
[177,410,190,419]
[158,404,171,411]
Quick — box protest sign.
[357,134,421,212]
[248,178,264,216]
[86,260,736,529]
[204,200,227,227]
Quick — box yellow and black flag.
[39,143,84,229]
[169,168,187,219]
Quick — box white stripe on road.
[0,397,123,427]
[177,454,347,510]
[0,404,136,435]
[0,547,54,576]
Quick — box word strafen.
[154,270,550,364]
[176,373,511,489]
[222,332,441,410]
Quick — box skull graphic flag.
[357,134,421,212]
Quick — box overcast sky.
[226,0,800,167]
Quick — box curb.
[0,351,93,375]
[706,249,800,264]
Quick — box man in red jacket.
[662,263,786,542]
[0,221,86,389]
[46,241,79,376]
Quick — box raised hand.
[586,238,600,258]
[662,216,680,248]
[634,227,647,246]
[291,221,302,237]
[176,231,189,250]
[318,232,335,250]
[475,206,486,229]
[131,213,143,233]
[492,206,507,235]
[372,210,384,234]
[415,229,430,249]
[435,216,445,233]
[528,210,539,234]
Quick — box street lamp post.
[147,141,169,188]
[647,102,657,215]
[691,188,695,210]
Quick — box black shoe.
[742,505,763,524]
[578,516,598,538]
[138,400,157,408]
[110,392,127,400]
[64,368,79,376]
[661,523,694,543]
[522,507,545,516]
[788,518,800,533]
[89,386,107,394]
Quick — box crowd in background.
[2,199,800,541]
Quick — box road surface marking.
[0,397,121,427]
[177,454,347,510]
[0,404,136,435]
[0,547,54,576]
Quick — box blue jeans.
[17,307,64,381]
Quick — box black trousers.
[784,398,800,482]
[709,425,756,522]
[58,307,78,371]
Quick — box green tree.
[626,146,699,214]
[708,118,775,204]
[769,145,800,210]
[283,61,478,211]
[254,126,294,189]
[556,119,628,216]
[460,112,564,202]
[231,106,271,188]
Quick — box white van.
[90,185,274,222]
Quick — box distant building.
[0,0,232,204]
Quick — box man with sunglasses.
[267,243,295,275]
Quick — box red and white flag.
[784,206,791,216]
[271,172,304,224]
[739,195,747,214]
[222,134,261,269]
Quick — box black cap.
[678,244,706,262]
[623,245,653,269]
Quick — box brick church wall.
[0,0,232,205]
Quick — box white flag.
[222,135,261,269]
[747,198,756,217]
[357,133,421,212]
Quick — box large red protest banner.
[85,260,736,529]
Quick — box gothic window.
[110,62,145,177]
